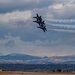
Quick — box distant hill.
[0,53,75,64]
[0,53,41,60]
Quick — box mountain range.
[0,53,75,64]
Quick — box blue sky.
[0,0,75,56]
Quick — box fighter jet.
[37,21,47,32]
[33,14,42,25]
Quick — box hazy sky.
[0,0,75,56]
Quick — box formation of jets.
[33,14,47,32]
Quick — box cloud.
[0,10,32,28]
[0,34,53,56]
[0,10,31,22]
[0,0,11,3]
[0,34,75,56]
[0,0,75,56]
[48,4,63,10]
[0,0,54,13]
[0,0,72,13]
[47,3,75,19]
[1,0,75,19]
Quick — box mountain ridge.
[0,53,75,64]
